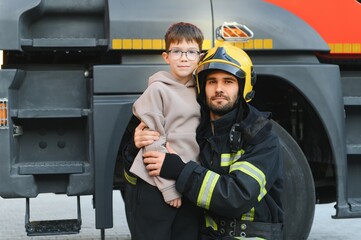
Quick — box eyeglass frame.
[167,49,200,61]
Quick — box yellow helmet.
[195,43,256,102]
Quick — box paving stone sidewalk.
[1,192,361,240]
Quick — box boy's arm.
[120,117,161,186]
[132,84,182,202]
[132,83,167,147]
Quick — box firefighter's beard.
[207,93,238,116]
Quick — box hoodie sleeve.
[133,82,167,152]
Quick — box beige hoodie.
[130,71,200,202]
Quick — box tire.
[271,121,315,240]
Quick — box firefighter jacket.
[175,103,284,239]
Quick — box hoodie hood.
[148,71,196,88]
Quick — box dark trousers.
[125,179,201,240]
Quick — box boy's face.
[162,40,200,84]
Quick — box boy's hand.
[167,197,182,208]
[165,142,177,154]
[134,121,160,148]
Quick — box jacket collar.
[210,104,272,144]
[211,107,239,136]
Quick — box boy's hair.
[164,22,204,51]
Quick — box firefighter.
[129,44,284,239]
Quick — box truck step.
[26,219,81,236]
[21,38,108,48]
[25,196,82,236]
[346,144,361,155]
[344,96,361,106]
[18,161,84,175]
[10,108,90,118]
[342,70,361,108]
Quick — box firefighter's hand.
[134,121,160,149]
[167,197,182,208]
[143,151,165,176]
[143,143,178,177]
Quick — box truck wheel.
[271,121,315,240]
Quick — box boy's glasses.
[167,49,200,61]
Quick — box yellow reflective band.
[230,162,267,202]
[215,39,273,50]
[123,170,137,185]
[221,149,245,167]
[111,39,212,50]
[197,171,220,209]
[205,213,218,230]
[328,43,361,53]
[111,39,165,50]
[241,207,255,221]
[202,40,212,50]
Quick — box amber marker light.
[0,98,8,128]
[217,22,254,42]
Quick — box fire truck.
[0,0,360,239]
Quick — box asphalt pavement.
[1,192,361,240]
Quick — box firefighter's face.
[205,70,239,120]
[162,40,200,84]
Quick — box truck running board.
[25,196,82,236]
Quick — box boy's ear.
[199,52,206,61]
[162,52,170,64]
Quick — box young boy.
[128,22,203,240]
